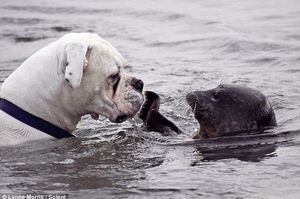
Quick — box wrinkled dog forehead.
[90,42,126,70]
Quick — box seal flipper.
[138,91,182,135]
[138,91,160,121]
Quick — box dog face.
[58,33,144,123]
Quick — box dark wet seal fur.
[186,84,277,139]
[138,91,182,135]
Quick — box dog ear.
[64,42,92,88]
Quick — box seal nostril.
[131,78,144,92]
[186,92,197,104]
[186,92,200,111]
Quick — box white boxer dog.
[0,33,144,146]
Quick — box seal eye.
[213,91,221,100]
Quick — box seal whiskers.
[176,99,193,116]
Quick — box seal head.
[186,84,277,139]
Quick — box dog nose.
[115,113,130,123]
[131,78,144,92]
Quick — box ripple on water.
[2,5,114,15]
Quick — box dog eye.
[109,72,120,97]
[109,72,120,84]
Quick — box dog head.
[57,33,144,123]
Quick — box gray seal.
[186,84,277,138]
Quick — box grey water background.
[0,0,300,198]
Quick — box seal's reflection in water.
[176,129,300,163]
[193,144,277,163]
